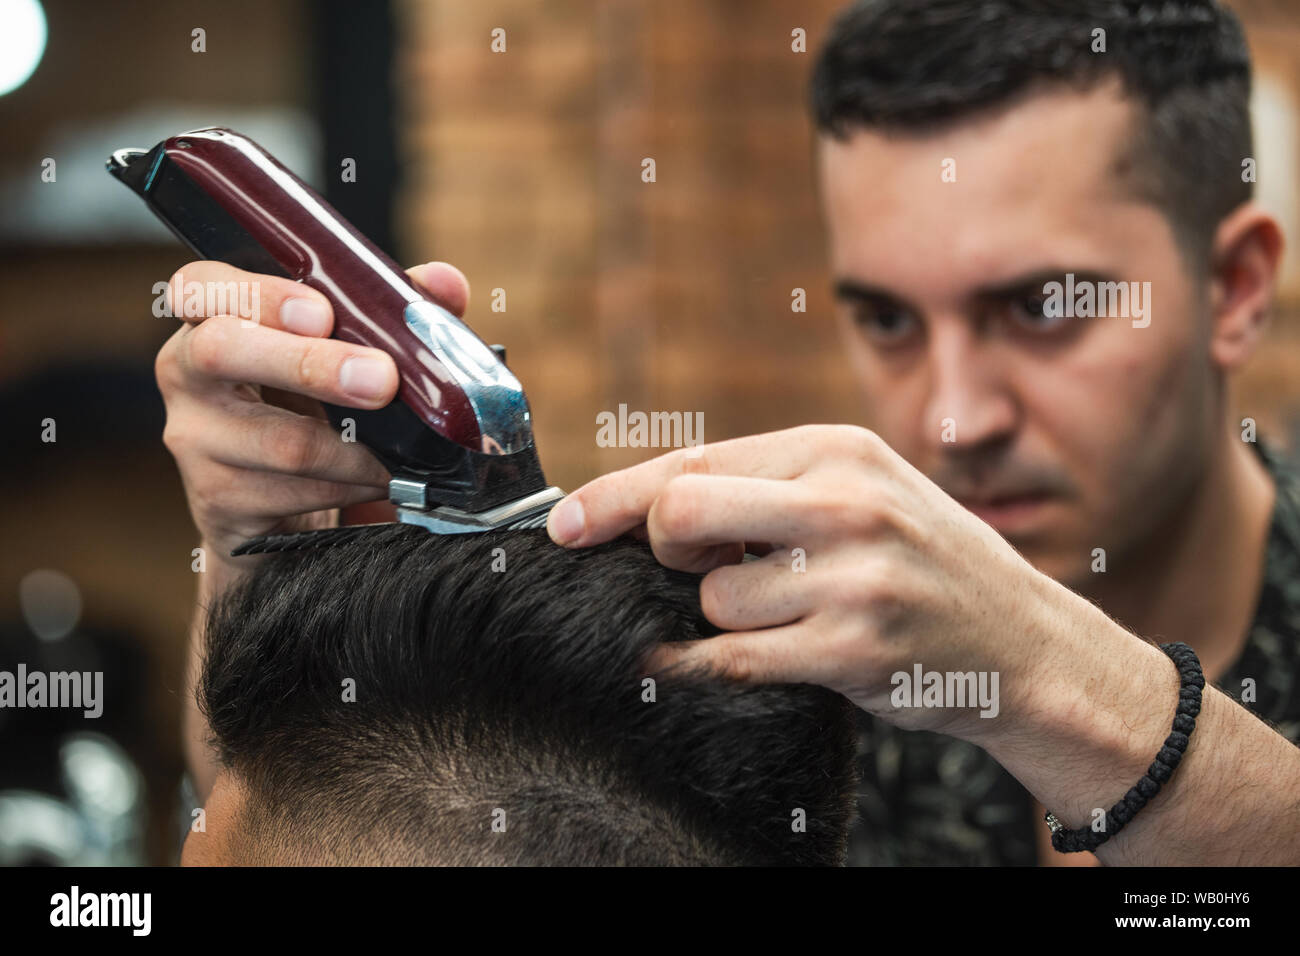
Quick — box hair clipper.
[107,127,563,540]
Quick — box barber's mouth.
[955,491,1054,531]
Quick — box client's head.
[183,524,859,866]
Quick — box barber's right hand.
[154,259,471,570]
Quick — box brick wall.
[393,0,857,492]
[393,0,1300,477]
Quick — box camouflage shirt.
[846,440,1300,866]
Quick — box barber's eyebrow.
[834,278,899,303]
[832,279,918,315]
[832,268,1118,308]
[971,269,1116,300]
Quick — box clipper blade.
[499,510,553,531]
[231,488,565,555]
[395,485,565,536]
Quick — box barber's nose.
[922,330,1019,453]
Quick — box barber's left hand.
[546,424,1132,743]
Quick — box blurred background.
[1,0,1298,864]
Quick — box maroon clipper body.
[108,127,562,534]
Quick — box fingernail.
[280,297,331,336]
[339,356,392,401]
[548,497,585,545]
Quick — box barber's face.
[817,81,1217,585]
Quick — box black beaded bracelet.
[1044,641,1204,853]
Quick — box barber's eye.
[851,301,918,346]
[1009,292,1068,331]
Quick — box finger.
[699,550,816,631]
[406,261,471,317]
[166,261,335,336]
[548,426,836,547]
[199,463,387,528]
[166,259,472,334]
[175,316,399,408]
[633,526,772,561]
[260,385,328,419]
[645,623,830,688]
[684,539,779,571]
[644,474,821,572]
[622,523,744,571]
[190,399,392,487]
[656,542,746,575]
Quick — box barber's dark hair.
[811,0,1253,267]
[200,525,859,865]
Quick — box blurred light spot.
[62,735,142,819]
[0,0,47,97]
[0,793,81,865]
[19,569,81,642]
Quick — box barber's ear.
[1208,202,1284,370]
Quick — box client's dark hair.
[200,525,858,865]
